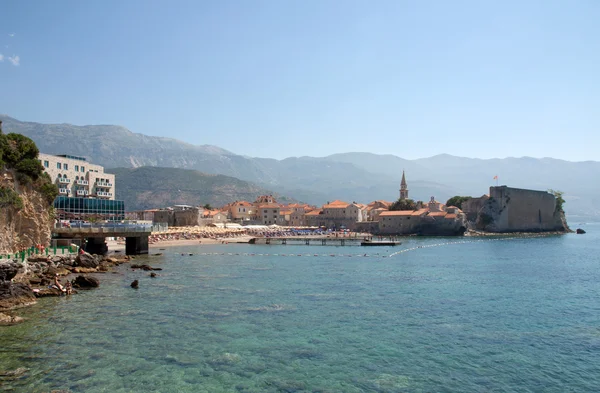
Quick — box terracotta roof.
[428,212,446,217]
[257,203,281,209]
[279,209,293,215]
[323,200,350,208]
[305,209,323,216]
[411,209,429,216]
[379,210,414,216]
[232,201,253,207]
[445,213,457,219]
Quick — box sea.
[1,224,599,392]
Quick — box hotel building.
[38,153,115,200]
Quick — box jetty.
[250,236,401,246]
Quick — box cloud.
[8,33,15,37]
[0,54,3,62]
[8,55,19,66]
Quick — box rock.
[130,264,162,271]
[576,228,586,234]
[0,282,36,310]
[46,267,71,276]
[130,280,139,289]
[75,252,99,269]
[150,273,157,278]
[27,256,49,263]
[0,367,29,378]
[0,263,20,282]
[72,267,97,274]
[33,288,63,297]
[151,253,163,256]
[0,312,25,325]
[72,275,99,289]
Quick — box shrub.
[0,186,24,210]
[39,182,59,205]
[15,158,44,180]
[389,198,417,211]
[445,196,472,209]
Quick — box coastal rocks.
[0,282,36,310]
[46,266,71,277]
[576,228,586,234]
[130,280,139,289]
[72,275,99,289]
[0,263,19,282]
[0,312,24,325]
[72,267,98,274]
[130,264,162,271]
[33,287,64,297]
[75,252,99,269]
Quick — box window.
[64,164,68,170]
[75,165,79,172]
[57,163,61,169]
[263,210,267,213]
[264,215,267,219]
[44,160,49,168]
[81,166,85,172]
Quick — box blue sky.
[1,0,598,161]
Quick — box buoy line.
[171,234,551,259]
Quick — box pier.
[52,222,167,255]
[250,237,400,246]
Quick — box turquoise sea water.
[2,226,600,392]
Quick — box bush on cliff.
[446,196,472,209]
[0,186,24,210]
[0,127,58,207]
[548,189,565,213]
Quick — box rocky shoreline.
[0,252,137,325]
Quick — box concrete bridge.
[52,222,168,255]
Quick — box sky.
[1,0,599,161]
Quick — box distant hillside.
[110,167,289,211]
[3,115,599,220]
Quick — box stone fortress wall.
[477,186,566,232]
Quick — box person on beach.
[53,275,65,293]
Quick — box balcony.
[59,188,68,195]
[76,179,89,185]
[58,178,71,184]
[76,190,89,196]
[97,191,113,197]
[96,181,113,187]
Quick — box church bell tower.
[399,170,409,200]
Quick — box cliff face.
[0,172,52,253]
[475,186,568,233]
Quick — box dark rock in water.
[33,288,63,297]
[150,273,157,278]
[0,367,29,378]
[131,264,162,271]
[0,312,25,325]
[130,280,139,289]
[75,252,99,268]
[576,228,586,234]
[151,253,163,256]
[0,282,36,310]
[0,263,19,282]
[73,275,100,289]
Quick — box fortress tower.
[399,170,409,200]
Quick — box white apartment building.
[38,153,116,200]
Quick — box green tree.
[203,203,212,210]
[548,189,565,212]
[15,158,45,181]
[445,196,472,209]
[3,133,40,166]
[389,198,417,211]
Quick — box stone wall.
[462,195,489,222]
[476,186,568,232]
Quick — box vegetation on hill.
[389,198,417,211]
[110,166,294,211]
[548,189,565,213]
[0,125,58,209]
[445,196,472,209]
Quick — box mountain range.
[2,114,598,220]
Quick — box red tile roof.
[379,210,414,216]
[305,209,323,216]
[428,212,446,217]
[323,200,350,208]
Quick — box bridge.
[52,222,168,255]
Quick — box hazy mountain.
[110,167,290,211]
[3,115,598,220]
